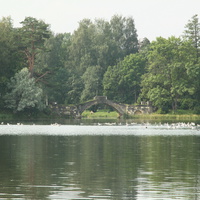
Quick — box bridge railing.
[49,97,154,118]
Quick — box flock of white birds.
[0,121,200,130]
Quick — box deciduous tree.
[140,37,196,112]
[35,33,71,104]
[0,17,24,106]
[110,15,138,56]
[4,68,44,112]
[81,66,102,101]
[103,53,146,104]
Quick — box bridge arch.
[77,96,126,116]
[133,110,143,115]
[49,96,153,118]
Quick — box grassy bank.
[82,109,200,121]
[0,111,54,122]
[131,109,200,120]
[0,113,14,121]
[82,110,120,118]
[1,109,200,121]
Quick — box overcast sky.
[1,0,200,41]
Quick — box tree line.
[0,14,200,114]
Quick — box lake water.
[0,120,200,199]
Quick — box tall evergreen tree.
[184,14,200,60]
[19,17,51,77]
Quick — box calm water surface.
[0,121,200,199]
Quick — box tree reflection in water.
[0,125,200,199]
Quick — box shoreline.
[1,111,200,122]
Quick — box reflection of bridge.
[50,96,153,118]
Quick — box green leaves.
[103,53,146,104]
[4,68,44,112]
[110,15,138,56]
[81,66,102,101]
[0,17,24,105]
[2,14,200,114]
[19,17,51,77]
[184,15,200,46]
[140,36,198,112]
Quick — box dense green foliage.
[103,53,147,104]
[4,68,44,112]
[1,14,200,114]
[140,37,198,113]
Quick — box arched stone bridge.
[50,96,153,118]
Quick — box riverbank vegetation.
[82,110,119,118]
[1,14,200,117]
[82,109,200,120]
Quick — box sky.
[0,0,200,41]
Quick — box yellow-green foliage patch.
[82,110,119,118]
